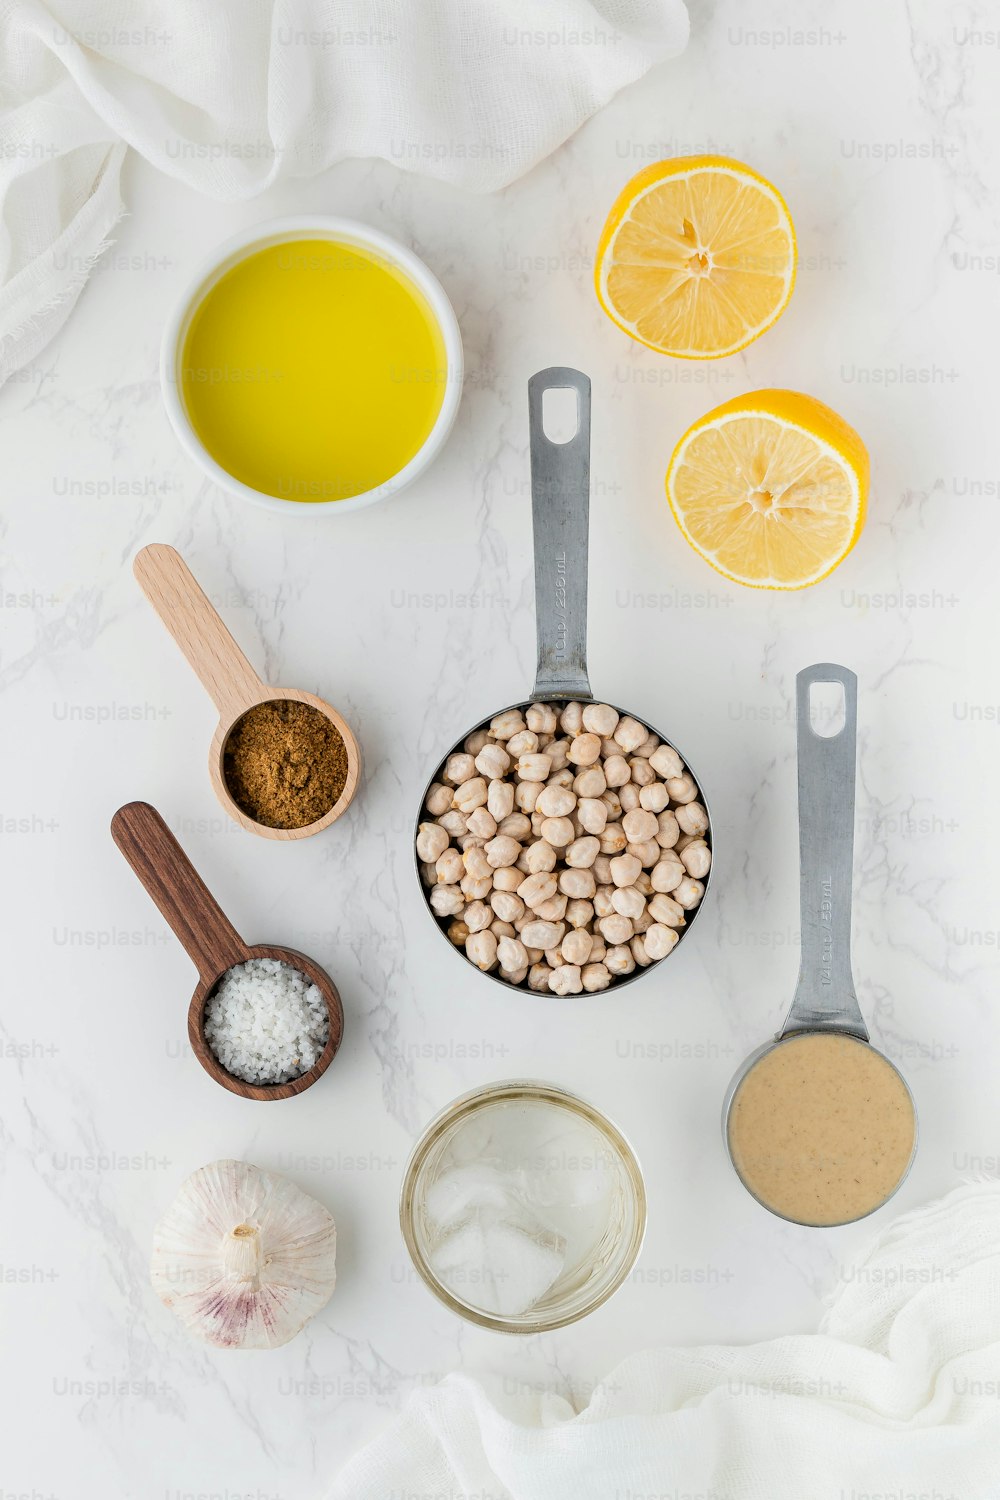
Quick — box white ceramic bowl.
[160,216,464,516]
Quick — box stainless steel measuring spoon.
[723,663,917,1226]
[414,366,714,993]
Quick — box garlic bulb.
[151,1160,337,1349]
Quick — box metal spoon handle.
[782,663,868,1039]
[111,801,249,985]
[134,543,266,722]
[528,367,593,702]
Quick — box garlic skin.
[151,1160,336,1349]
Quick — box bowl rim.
[159,215,464,516]
[399,1078,648,1333]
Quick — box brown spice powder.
[224,699,349,829]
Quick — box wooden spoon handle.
[134,543,266,723]
[111,801,249,985]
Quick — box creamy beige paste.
[727,1032,916,1226]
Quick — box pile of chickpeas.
[417,700,710,995]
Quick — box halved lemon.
[665,390,868,590]
[596,156,796,358]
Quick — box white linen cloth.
[0,0,688,383]
[329,1182,1000,1498]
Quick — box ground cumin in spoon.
[224,700,348,829]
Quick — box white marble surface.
[3,2,1000,1493]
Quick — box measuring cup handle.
[528,367,593,703]
[111,801,249,985]
[782,663,869,1040]
[134,544,266,722]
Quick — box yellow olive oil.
[180,238,447,502]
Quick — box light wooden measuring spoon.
[111,801,344,1100]
[134,543,360,839]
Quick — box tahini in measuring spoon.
[133,543,360,838]
[723,664,917,1227]
[111,801,344,1100]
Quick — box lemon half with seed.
[665,390,869,590]
[596,156,796,358]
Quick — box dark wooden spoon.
[110,801,343,1100]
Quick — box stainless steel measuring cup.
[723,663,917,1226]
[414,365,714,993]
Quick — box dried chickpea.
[559,867,596,899]
[577,797,608,835]
[514,783,541,818]
[582,961,612,992]
[666,773,699,804]
[582,703,619,736]
[568,733,602,766]
[416,822,449,862]
[454,777,488,814]
[674,877,705,910]
[605,944,636,977]
[497,813,532,841]
[676,802,709,837]
[491,710,526,740]
[650,856,685,893]
[485,835,521,868]
[648,892,686,927]
[519,872,558,910]
[435,848,464,884]
[599,824,628,857]
[609,853,641,888]
[604,754,631,788]
[562,928,594,966]
[475,744,510,780]
[650,744,684,780]
[574,766,607,798]
[527,703,557,734]
[611,886,645,921]
[425,783,452,816]
[681,841,712,879]
[466,807,497,840]
[536,783,577,818]
[614,716,647,753]
[631,934,652,967]
[593,886,615,919]
[628,758,655,788]
[549,964,583,996]
[540,815,575,848]
[534,892,568,924]
[466,930,498,970]
[444,752,477,785]
[560,702,585,735]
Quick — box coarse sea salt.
[203,957,328,1085]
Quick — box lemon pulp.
[180,238,447,502]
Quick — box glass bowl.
[400,1079,647,1333]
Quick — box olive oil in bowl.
[165,222,462,513]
